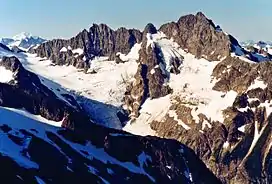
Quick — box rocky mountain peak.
[143,23,157,35]
[160,12,231,61]
[195,11,216,27]
[195,11,206,18]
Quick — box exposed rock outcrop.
[159,12,233,61]
[31,25,142,70]
[124,24,174,118]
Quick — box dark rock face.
[150,100,272,183]
[124,26,175,118]
[0,43,12,52]
[29,30,89,69]
[212,56,272,95]
[143,23,158,35]
[0,120,221,184]
[0,56,90,130]
[90,25,142,60]
[159,12,233,61]
[31,24,142,70]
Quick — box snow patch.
[238,125,247,132]
[124,95,171,136]
[0,66,14,83]
[72,48,84,55]
[138,152,152,168]
[202,120,212,130]
[60,47,68,52]
[232,45,244,56]
[248,77,267,90]
[116,43,142,62]
[223,141,230,149]
[168,110,191,130]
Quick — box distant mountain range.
[240,40,272,55]
[0,32,46,51]
[241,40,272,48]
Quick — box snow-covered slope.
[0,32,46,51]
[0,42,139,129]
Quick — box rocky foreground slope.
[1,12,272,184]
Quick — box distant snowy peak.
[12,32,32,40]
[241,40,272,51]
[0,32,46,50]
[241,40,272,47]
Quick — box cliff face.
[31,25,142,71]
[159,12,232,61]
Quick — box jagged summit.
[31,11,240,69]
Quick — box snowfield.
[0,42,139,129]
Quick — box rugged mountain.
[0,32,46,51]
[122,13,272,184]
[0,56,220,184]
[1,11,272,184]
[159,12,231,61]
[28,12,272,183]
[147,55,272,184]
[30,25,142,72]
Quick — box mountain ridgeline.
[1,11,272,184]
[30,12,237,70]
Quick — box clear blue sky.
[0,0,271,41]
